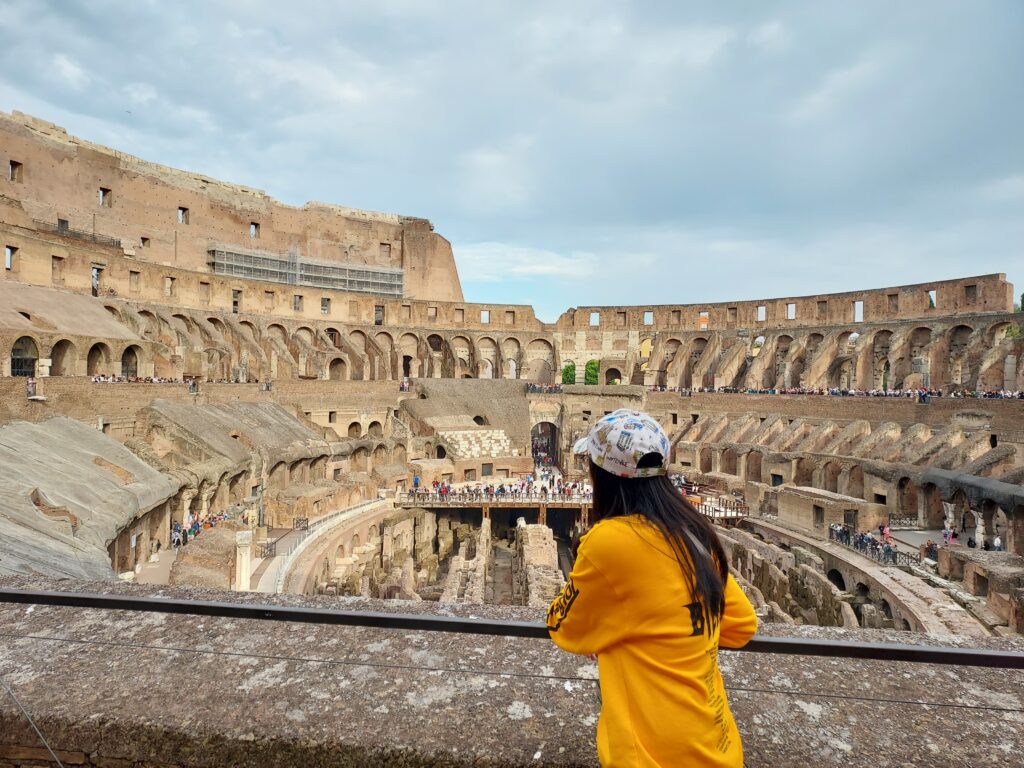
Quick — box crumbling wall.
[511,519,565,608]
[440,518,491,604]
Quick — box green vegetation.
[585,359,600,385]
[561,361,576,385]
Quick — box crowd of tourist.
[828,523,909,565]
[647,385,1024,400]
[408,477,592,503]
[526,383,563,394]
[170,510,236,549]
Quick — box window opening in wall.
[57,218,69,232]
[853,300,864,322]
[139,236,150,248]
[582,410,592,421]
[482,462,494,477]
[129,270,140,292]
[263,290,275,309]
[232,289,241,313]
[5,245,16,270]
[616,311,626,327]
[817,300,827,320]
[589,311,601,326]
[965,284,977,304]
[17,311,29,320]
[671,412,678,425]
[888,293,898,312]
[293,294,304,312]
[873,493,887,505]
[348,300,359,320]
[163,276,176,297]
[691,414,699,424]
[506,310,515,324]
[328,411,337,424]
[199,281,210,303]
[51,256,65,285]
[427,306,437,321]
[8,160,22,182]
[990,434,998,448]
[91,265,103,297]
[374,305,385,325]
[454,308,464,323]
[321,297,331,315]
[727,307,737,322]
[379,243,392,260]
[99,187,112,207]
[671,309,681,324]
[481,309,490,324]
[786,303,796,320]
[250,222,260,239]
[698,310,710,330]
[643,310,654,325]
[756,305,766,322]
[771,473,783,487]
[927,289,936,309]
[177,207,190,224]
[813,505,825,528]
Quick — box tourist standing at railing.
[548,409,756,767]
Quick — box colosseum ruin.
[1,110,1023,766]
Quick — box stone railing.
[1,576,1022,767]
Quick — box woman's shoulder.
[582,516,671,558]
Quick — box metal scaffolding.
[207,246,403,298]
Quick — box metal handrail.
[1,588,1022,669]
[399,491,592,505]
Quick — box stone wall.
[2,575,1023,767]
[511,519,565,608]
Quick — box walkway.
[749,519,990,638]
[135,547,177,585]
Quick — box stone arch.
[897,477,918,518]
[604,367,622,385]
[10,336,38,377]
[501,338,521,379]
[921,482,944,529]
[720,447,738,476]
[368,421,383,438]
[794,457,814,486]
[325,327,344,348]
[294,326,315,345]
[329,357,348,381]
[269,461,288,490]
[846,464,864,499]
[683,337,708,389]
[698,446,713,474]
[821,461,841,494]
[348,422,362,438]
[399,333,421,378]
[87,342,113,376]
[826,569,846,591]
[745,451,763,483]
[523,339,556,384]
[121,345,143,378]
[48,339,78,376]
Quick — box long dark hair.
[589,456,729,624]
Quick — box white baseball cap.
[572,408,671,478]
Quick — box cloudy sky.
[1,1,1021,320]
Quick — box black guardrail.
[1,588,1022,669]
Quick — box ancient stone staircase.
[436,428,520,458]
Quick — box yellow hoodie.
[547,515,757,767]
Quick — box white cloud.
[456,135,536,215]
[747,21,790,54]
[51,54,89,90]
[789,52,886,121]
[454,242,590,283]
[123,82,157,105]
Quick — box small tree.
[561,361,576,385]
[584,359,600,385]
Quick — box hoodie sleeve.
[546,548,628,656]
[718,574,758,649]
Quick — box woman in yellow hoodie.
[547,409,757,767]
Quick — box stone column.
[235,530,253,591]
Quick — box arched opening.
[87,343,112,376]
[523,339,556,384]
[121,345,141,378]
[329,358,348,381]
[745,451,763,483]
[720,448,737,476]
[427,334,443,353]
[368,421,383,438]
[10,336,38,377]
[473,415,488,426]
[922,483,944,529]
[897,477,918,519]
[49,339,77,376]
[846,465,864,499]
[436,445,447,460]
[531,421,559,468]
[604,367,622,385]
[699,446,712,474]
[348,422,362,439]
[402,355,413,378]
[821,462,841,494]
[325,328,343,348]
[794,457,814,486]
[826,569,846,591]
